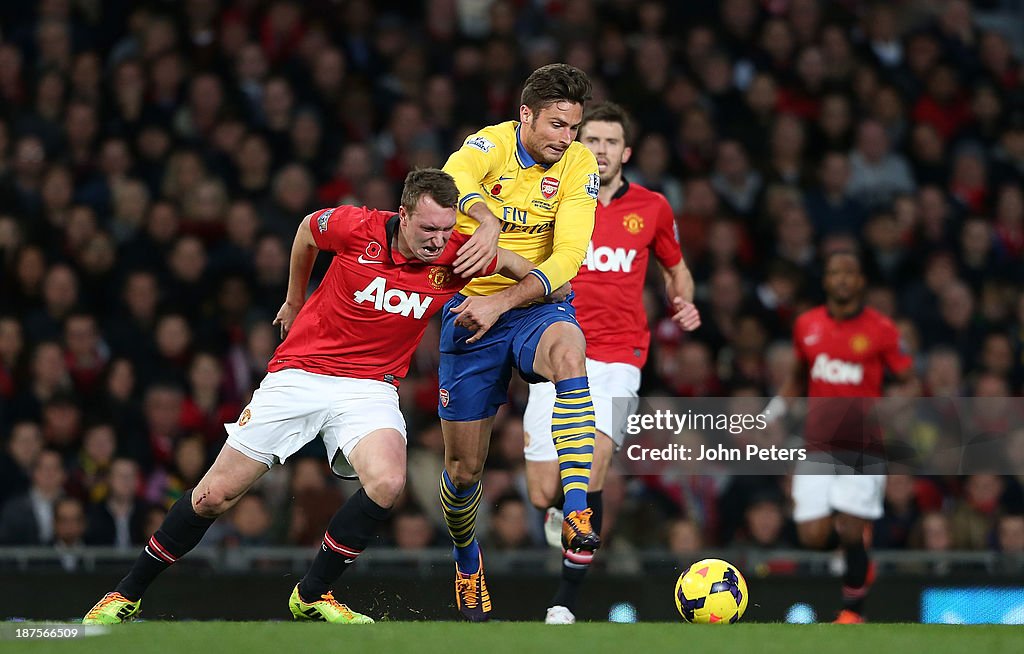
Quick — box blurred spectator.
[285,457,344,547]
[997,514,1024,553]
[391,507,437,550]
[486,493,533,550]
[0,421,43,503]
[874,474,923,549]
[84,458,150,548]
[53,496,87,571]
[665,517,703,554]
[949,474,1006,549]
[227,493,274,547]
[804,151,868,238]
[0,449,65,544]
[67,423,116,503]
[909,511,954,551]
[731,490,794,549]
[848,119,915,210]
[710,139,763,219]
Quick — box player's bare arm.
[273,214,320,339]
[454,203,502,278]
[661,260,700,331]
[493,249,571,302]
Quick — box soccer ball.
[674,558,749,624]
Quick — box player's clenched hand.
[547,282,572,303]
[273,301,301,339]
[670,297,701,331]
[454,216,499,277]
[450,295,503,343]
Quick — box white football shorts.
[224,368,406,479]
[791,464,886,522]
[523,358,641,461]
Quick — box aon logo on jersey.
[583,243,637,273]
[353,277,432,319]
[810,353,863,385]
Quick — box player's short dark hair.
[823,248,863,273]
[401,168,459,213]
[520,63,592,115]
[582,101,634,145]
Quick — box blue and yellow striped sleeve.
[442,126,509,216]
[531,147,599,292]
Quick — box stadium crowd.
[1,0,1024,559]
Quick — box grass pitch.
[3,622,1021,654]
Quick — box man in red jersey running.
[522,102,701,624]
[774,250,916,623]
[83,169,547,625]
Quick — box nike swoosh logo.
[498,175,514,181]
[357,256,382,264]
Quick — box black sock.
[550,491,603,613]
[587,490,604,536]
[114,490,215,601]
[842,540,869,613]
[298,489,389,601]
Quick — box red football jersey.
[793,305,912,452]
[267,206,495,383]
[571,181,683,367]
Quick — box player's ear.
[519,104,532,125]
[621,146,633,166]
[398,205,408,224]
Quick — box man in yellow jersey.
[437,63,600,621]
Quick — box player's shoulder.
[861,306,899,333]
[621,181,671,209]
[563,141,598,171]
[462,121,516,155]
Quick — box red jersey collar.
[385,213,412,264]
[825,302,865,322]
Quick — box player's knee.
[446,460,484,488]
[797,526,831,550]
[835,515,867,545]
[366,472,406,508]
[549,343,587,381]
[191,485,236,518]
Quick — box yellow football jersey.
[443,121,599,297]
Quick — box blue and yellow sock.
[439,469,482,574]
[552,376,595,515]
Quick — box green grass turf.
[3,622,1020,654]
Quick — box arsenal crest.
[540,176,559,199]
[428,266,452,290]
